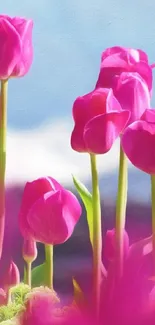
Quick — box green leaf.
[72,278,87,308]
[72,175,93,246]
[31,263,45,287]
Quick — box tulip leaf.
[31,263,45,287]
[72,278,87,308]
[72,175,93,247]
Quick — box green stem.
[45,244,53,289]
[25,262,32,287]
[0,80,8,258]
[115,143,128,278]
[151,175,155,273]
[90,154,102,318]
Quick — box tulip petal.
[133,61,153,91]
[19,177,63,238]
[137,49,148,63]
[141,109,155,123]
[113,72,151,124]
[27,189,81,245]
[11,18,33,76]
[121,120,155,174]
[71,88,111,152]
[83,110,130,154]
[101,46,126,61]
[0,17,21,78]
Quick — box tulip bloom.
[19,177,81,245]
[121,109,155,174]
[96,46,153,91]
[113,72,151,124]
[71,88,130,154]
[0,15,33,79]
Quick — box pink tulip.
[19,177,81,245]
[2,260,20,290]
[0,15,33,79]
[104,228,129,262]
[113,72,151,124]
[23,239,37,263]
[121,109,155,174]
[71,88,130,154]
[96,46,153,91]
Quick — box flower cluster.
[0,14,155,325]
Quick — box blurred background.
[0,0,155,294]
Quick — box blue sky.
[0,0,154,203]
[1,0,155,129]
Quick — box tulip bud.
[23,239,37,264]
[3,261,20,289]
[104,228,129,261]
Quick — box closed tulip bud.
[23,239,37,264]
[2,261,20,290]
[0,15,33,79]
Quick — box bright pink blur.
[121,109,155,174]
[101,230,154,325]
[71,88,130,154]
[19,177,81,245]
[0,15,33,79]
[95,46,153,91]
[19,288,59,325]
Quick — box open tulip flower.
[96,46,153,91]
[19,177,81,245]
[0,12,155,325]
[71,87,130,154]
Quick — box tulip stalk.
[115,143,128,278]
[151,175,155,273]
[90,154,102,318]
[0,80,8,258]
[25,262,32,287]
[45,244,53,289]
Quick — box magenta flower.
[2,260,20,291]
[23,239,37,263]
[19,177,81,245]
[96,46,153,91]
[104,228,129,261]
[121,109,155,174]
[71,88,130,154]
[113,72,151,124]
[0,15,33,79]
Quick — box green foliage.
[72,278,87,309]
[10,283,31,305]
[0,303,22,323]
[72,175,93,247]
[31,263,45,287]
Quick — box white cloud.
[6,119,152,203]
[6,119,122,186]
